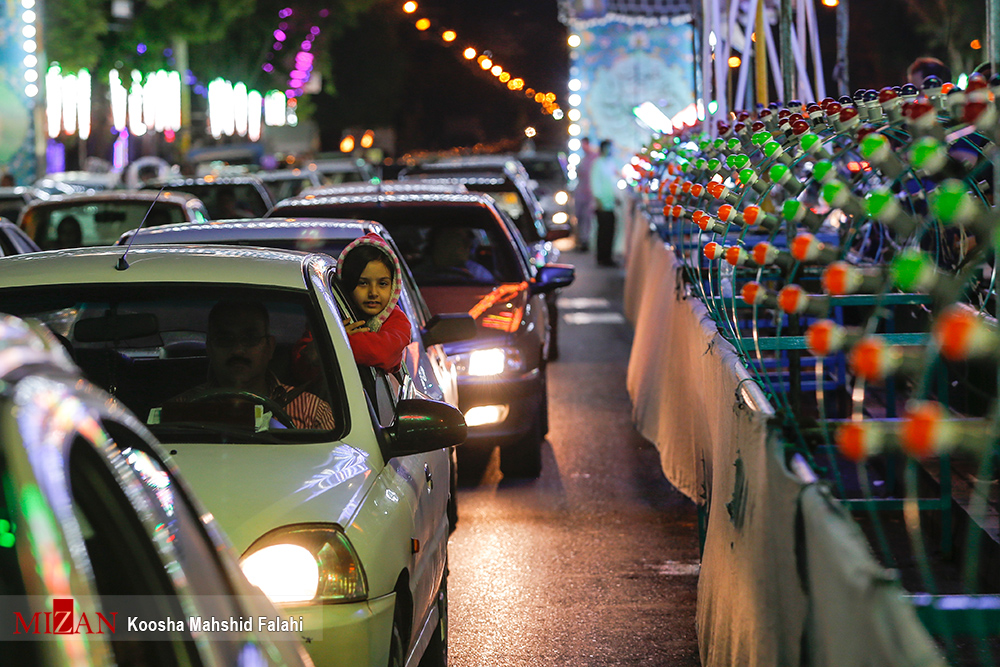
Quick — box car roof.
[152,174,267,186]
[300,180,469,197]
[120,217,384,245]
[256,168,321,181]
[273,190,500,211]
[0,245,316,290]
[23,189,204,207]
[305,157,371,171]
[36,170,122,188]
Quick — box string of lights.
[400,1,564,121]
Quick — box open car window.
[1,284,346,443]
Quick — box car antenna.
[116,183,168,271]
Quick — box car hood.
[168,440,376,553]
[421,282,530,339]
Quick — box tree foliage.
[44,0,388,89]
[900,0,987,77]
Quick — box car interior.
[5,285,346,442]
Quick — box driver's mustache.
[225,355,252,365]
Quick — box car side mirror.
[422,313,478,347]
[531,263,575,294]
[545,223,572,242]
[387,398,467,455]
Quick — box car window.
[293,205,524,286]
[2,284,346,443]
[262,177,317,203]
[20,201,190,249]
[365,368,399,428]
[520,156,567,184]
[154,183,270,219]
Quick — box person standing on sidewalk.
[590,139,620,267]
[574,137,598,252]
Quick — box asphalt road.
[447,248,703,666]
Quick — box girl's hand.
[344,319,370,334]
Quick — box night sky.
[312,0,981,155]
[313,0,569,155]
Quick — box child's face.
[352,259,393,318]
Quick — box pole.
[755,0,768,105]
[780,0,794,102]
[693,2,702,122]
[989,0,1000,74]
[835,0,849,97]
[173,38,191,162]
[33,0,48,178]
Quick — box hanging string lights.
[400,1,563,120]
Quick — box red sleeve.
[348,307,412,373]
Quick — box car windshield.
[291,204,524,286]
[261,177,316,203]
[1,284,345,443]
[21,201,193,249]
[155,183,269,219]
[519,156,567,184]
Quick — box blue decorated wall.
[571,15,695,157]
[0,0,37,185]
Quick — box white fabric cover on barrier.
[623,217,945,666]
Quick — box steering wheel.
[185,388,297,429]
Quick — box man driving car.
[161,299,335,430]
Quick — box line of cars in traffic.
[0,152,574,666]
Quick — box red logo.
[13,598,116,635]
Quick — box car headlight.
[453,347,525,376]
[552,211,569,225]
[240,524,367,604]
[554,190,569,206]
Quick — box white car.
[117,217,476,528]
[0,245,466,667]
[0,313,313,667]
[18,190,210,249]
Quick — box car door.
[325,268,449,643]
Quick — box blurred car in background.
[299,180,470,198]
[0,219,40,256]
[257,167,323,203]
[19,190,209,249]
[302,157,377,185]
[0,186,46,221]
[394,164,572,359]
[518,150,574,230]
[270,189,574,477]
[398,155,563,254]
[0,314,312,667]
[34,170,122,194]
[0,245,466,667]
[142,174,274,219]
